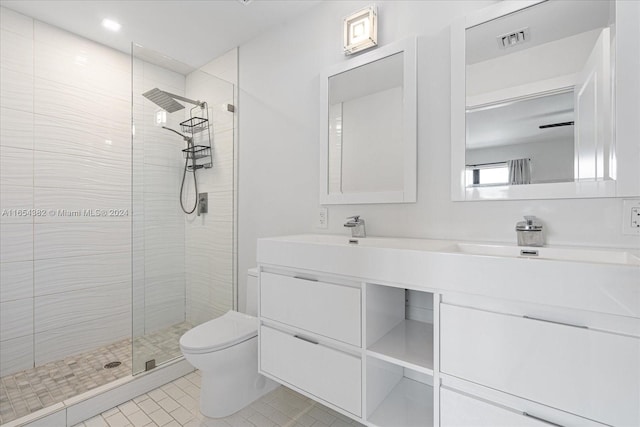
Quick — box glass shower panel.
[131,44,236,374]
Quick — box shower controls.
[145,86,212,215]
[198,193,208,216]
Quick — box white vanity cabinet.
[257,267,436,426]
[258,271,364,417]
[440,301,640,426]
[257,234,640,427]
[260,272,361,346]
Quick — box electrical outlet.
[622,199,640,235]
[317,207,328,229]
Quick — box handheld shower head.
[161,126,191,142]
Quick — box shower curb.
[3,358,194,427]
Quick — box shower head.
[142,88,205,113]
[161,126,191,142]
[142,88,184,113]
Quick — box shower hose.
[180,140,198,214]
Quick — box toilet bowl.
[179,269,278,418]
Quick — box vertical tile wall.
[0,7,190,376]
[0,7,131,373]
[183,53,236,325]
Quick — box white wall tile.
[34,252,129,296]
[34,37,129,101]
[144,273,185,332]
[210,278,233,316]
[0,107,34,149]
[141,164,182,194]
[0,6,33,37]
[34,150,129,191]
[1,28,33,75]
[0,297,33,340]
[142,192,183,221]
[144,221,185,277]
[0,184,34,224]
[34,281,129,333]
[0,146,33,187]
[34,77,129,126]
[0,223,33,262]
[34,114,130,162]
[142,62,186,93]
[33,187,130,223]
[34,310,130,365]
[0,260,33,302]
[0,335,33,376]
[0,67,33,112]
[34,221,129,259]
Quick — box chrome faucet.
[344,215,366,238]
[515,216,544,247]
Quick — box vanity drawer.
[441,387,552,427]
[260,325,362,416]
[440,303,640,427]
[260,272,361,346]
[440,387,605,427]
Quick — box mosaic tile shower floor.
[0,322,192,424]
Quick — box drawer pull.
[293,276,318,282]
[523,412,564,427]
[523,315,588,330]
[294,335,319,345]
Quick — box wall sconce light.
[343,5,378,56]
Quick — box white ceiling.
[0,0,322,68]
[467,91,574,149]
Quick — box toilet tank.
[246,268,258,316]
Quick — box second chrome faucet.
[344,215,366,238]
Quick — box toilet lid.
[180,311,257,354]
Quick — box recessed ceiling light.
[101,18,121,32]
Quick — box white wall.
[237,0,640,312]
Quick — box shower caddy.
[181,104,213,170]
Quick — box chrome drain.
[104,361,121,369]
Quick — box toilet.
[179,268,278,418]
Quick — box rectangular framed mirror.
[451,0,640,201]
[320,38,417,205]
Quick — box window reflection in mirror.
[464,0,614,188]
[328,52,404,194]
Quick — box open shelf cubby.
[365,284,435,426]
[366,357,434,427]
[368,319,433,374]
[366,284,434,373]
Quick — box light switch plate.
[316,207,328,229]
[622,199,640,235]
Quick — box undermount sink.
[449,242,640,266]
[267,234,640,266]
[272,234,453,251]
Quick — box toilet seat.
[180,311,257,354]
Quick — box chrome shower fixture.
[161,126,191,142]
[142,88,204,113]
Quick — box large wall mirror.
[320,38,416,204]
[451,0,640,200]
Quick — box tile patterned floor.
[0,322,192,424]
[73,371,364,427]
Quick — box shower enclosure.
[131,44,237,374]
[0,7,236,421]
